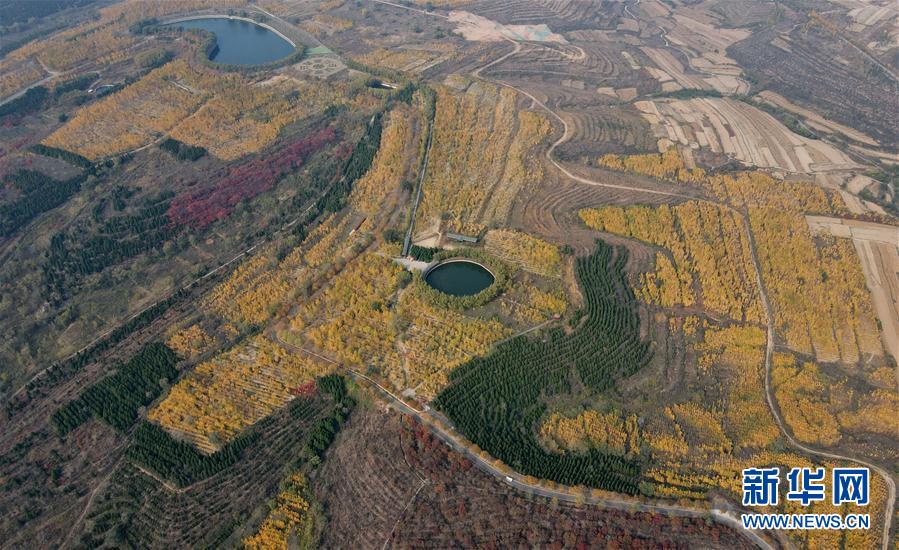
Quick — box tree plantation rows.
[288,248,512,398]
[434,241,652,494]
[29,143,94,169]
[0,61,44,100]
[243,472,314,550]
[52,342,178,435]
[317,113,383,214]
[1,69,107,121]
[2,1,896,546]
[42,56,345,161]
[166,127,338,230]
[0,85,47,118]
[415,84,550,234]
[53,72,99,97]
[0,56,396,403]
[384,415,756,549]
[348,106,416,217]
[0,0,94,27]
[127,421,261,487]
[409,244,440,261]
[245,375,354,548]
[483,229,564,277]
[597,150,884,365]
[6,286,191,416]
[37,118,374,304]
[20,108,392,429]
[42,192,177,298]
[307,375,355,459]
[0,169,85,238]
[149,334,332,452]
[128,376,348,488]
[580,202,763,323]
[136,395,317,488]
[66,385,334,549]
[158,137,206,162]
[277,110,383,239]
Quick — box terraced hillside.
[2,0,897,548]
[313,408,754,549]
[435,242,652,493]
[465,0,623,31]
[730,24,899,146]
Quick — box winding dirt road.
[473,35,895,550]
[359,1,896,547]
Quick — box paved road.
[372,3,897,543]
[0,58,63,106]
[369,0,449,19]
[0,73,57,106]
[464,28,896,549]
[270,332,774,549]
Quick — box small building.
[445,231,478,244]
[349,216,366,234]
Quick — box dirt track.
[472,34,896,550]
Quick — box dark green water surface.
[425,261,495,297]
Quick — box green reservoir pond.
[425,260,495,297]
[168,18,294,66]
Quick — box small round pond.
[425,260,495,297]
[167,18,294,66]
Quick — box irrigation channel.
[402,117,434,257]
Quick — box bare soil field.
[729,23,899,147]
[756,90,880,147]
[635,97,860,173]
[463,0,623,32]
[510,164,690,262]
[447,10,568,43]
[554,103,657,159]
[620,0,752,94]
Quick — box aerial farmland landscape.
[0,0,897,548]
